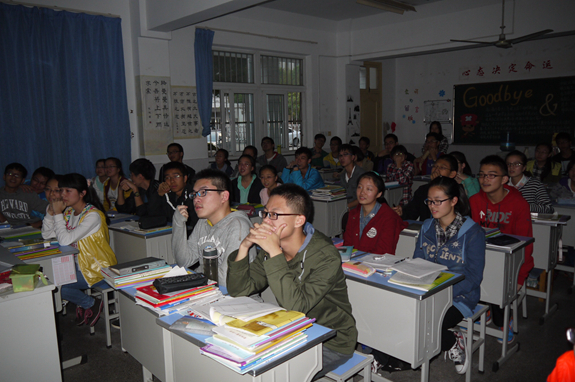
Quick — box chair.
[86,285,120,348]
[457,304,489,382]
[325,351,373,382]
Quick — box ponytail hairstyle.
[428,176,470,217]
[357,172,388,205]
[535,143,554,181]
[449,151,473,176]
[59,173,110,225]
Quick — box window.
[209,51,305,157]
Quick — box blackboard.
[453,76,575,145]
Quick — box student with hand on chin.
[156,161,198,229]
[281,147,324,191]
[227,184,358,381]
[172,169,256,287]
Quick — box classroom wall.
[383,35,575,172]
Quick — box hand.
[392,205,402,217]
[377,149,389,157]
[312,152,321,159]
[177,205,189,221]
[242,222,285,257]
[517,283,523,292]
[287,160,297,169]
[393,156,403,167]
[158,182,170,197]
[47,203,55,216]
[120,179,137,192]
[29,221,42,229]
[455,172,467,184]
[19,185,34,193]
[51,200,66,215]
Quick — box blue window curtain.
[0,3,130,177]
[194,28,215,137]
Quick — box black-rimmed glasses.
[259,211,300,220]
[423,198,452,206]
[191,189,225,199]
[476,174,505,180]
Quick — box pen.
[394,257,408,265]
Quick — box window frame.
[210,48,306,158]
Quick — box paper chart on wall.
[140,75,173,155]
[171,86,202,139]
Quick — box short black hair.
[357,172,387,204]
[555,132,571,143]
[261,136,274,146]
[167,143,184,153]
[426,132,441,142]
[162,161,187,179]
[4,163,27,178]
[216,148,229,159]
[314,133,326,141]
[269,183,314,224]
[32,167,55,180]
[384,133,398,143]
[243,145,258,158]
[295,147,313,160]
[438,154,459,173]
[330,136,343,146]
[129,158,156,181]
[339,144,354,155]
[390,145,408,157]
[194,168,232,196]
[95,159,106,167]
[480,155,508,176]
[352,146,364,162]
[238,154,256,170]
[359,136,370,145]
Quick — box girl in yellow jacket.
[42,173,117,327]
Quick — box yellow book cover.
[225,310,305,337]
[213,324,311,354]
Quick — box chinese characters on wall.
[172,86,202,139]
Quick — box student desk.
[383,182,404,207]
[109,221,174,265]
[0,225,42,241]
[312,198,347,237]
[119,285,335,382]
[551,204,575,293]
[107,212,137,224]
[0,281,62,382]
[529,215,570,323]
[156,314,335,382]
[390,225,534,371]
[344,262,463,382]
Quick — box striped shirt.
[509,175,554,213]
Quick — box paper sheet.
[52,255,77,286]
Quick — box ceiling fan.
[450,0,553,49]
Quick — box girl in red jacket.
[343,172,407,254]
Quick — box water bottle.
[202,246,219,284]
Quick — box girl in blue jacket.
[413,176,485,375]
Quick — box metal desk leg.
[490,304,520,372]
[142,366,153,382]
[539,269,559,324]
[420,361,430,382]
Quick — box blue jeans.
[61,264,108,309]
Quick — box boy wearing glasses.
[156,162,198,228]
[158,143,196,186]
[227,184,358,380]
[469,155,533,344]
[172,169,255,287]
[414,132,442,176]
[338,144,365,209]
[0,163,48,228]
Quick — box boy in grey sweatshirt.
[172,169,256,287]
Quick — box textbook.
[359,254,402,271]
[388,271,454,291]
[389,257,448,278]
[341,261,376,277]
[225,310,305,337]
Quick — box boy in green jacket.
[227,183,358,380]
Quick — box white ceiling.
[259,0,444,21]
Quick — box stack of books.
[135,282,222,316]
[197,302,315,374]
[482,226,501,238]
[101,264,172,289]
[310,185,346,201]
[8,239,61,260]
[387,257,452,291]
